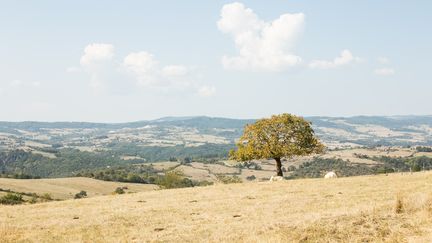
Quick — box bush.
[216,174,242,184]
[287,165,296,172]
[0,193,24,205]
[114,187,125,194]
[40,193,53,201]
[246,175,256,181]
[416,146,432,152]
[197,181,214,186]
[74,190,87,199]
[157,171,195,189]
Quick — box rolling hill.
[0,177,157,200]
[1,172,431,242]
[1,116,431,154]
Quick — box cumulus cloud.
[197,85,216,97]
[217,2,304,71]
[78,43,117,91]
[123,52,191,88]
[374,68,395,76]
[123,51,160,86]
[75,43,210,96]
[309,50,360,69]
[80,43,114,67]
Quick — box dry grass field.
[1,172,432,242]
[0,177,158,200]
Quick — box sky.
[0,1,431,122]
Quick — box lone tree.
[230,113,324,177]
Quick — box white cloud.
[123,51,163,86]
[80,43,114,67]
[217,2,304,71]
[309,50,360,69]
[79,43,117,91]
[123,51,193,89]
[377,57,390,65]
[374,68,395,76]
[197,85,216,97]
[75,43,205,94]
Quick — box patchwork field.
[0,177,158,200]
[1,172,431,242]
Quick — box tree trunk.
[275,157,283,177]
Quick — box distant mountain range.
[1,116,432,153]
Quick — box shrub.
[29,197,37,204]
[40,193,53,201]
[197,181,214,186]
[74,190,87,199]
[0,193,24,205]
[216,174,242,184]
[246,175,256,181]
[156,171,195,189]
[114,187,125,194]
[287,165,296,172]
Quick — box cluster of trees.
[0,193,24,205]
[107,142,234,163]
[416,146,432,152]
[0,149,130,178]
[234,161,262,170]
[371,156,432,172]
[0,142,236,179]
[286,155,432,179]
[76,166,213,189]
[287,158,376,179]
[0,173,41,179]
[0,188,54,205]
[75,165,158,184]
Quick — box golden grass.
[0,177,157,200]
[1,172,432,242]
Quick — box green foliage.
[231,114,324,162]
[230,113,324,176]
[40,193,53,201]
[235,161,262,170]
[416,146,432,152]
[287,155,432,179]
[114,187,125,194]
[107,143,234,163]
[287,158,376,179]
[74,191,87,199]
[196,180,214,186]
[76,165,157,184]
[0,193,24,205]
[0,173,41,179]
[156,171,195,189]
[0,149,129,178]
[216,174,242,184]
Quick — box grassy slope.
[0,177,157,200]
[1,172,432,242]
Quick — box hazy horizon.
[1,1,430,122]
[1,113,432,124]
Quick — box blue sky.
[0,1,431,122]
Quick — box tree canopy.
[230,113,324,176]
